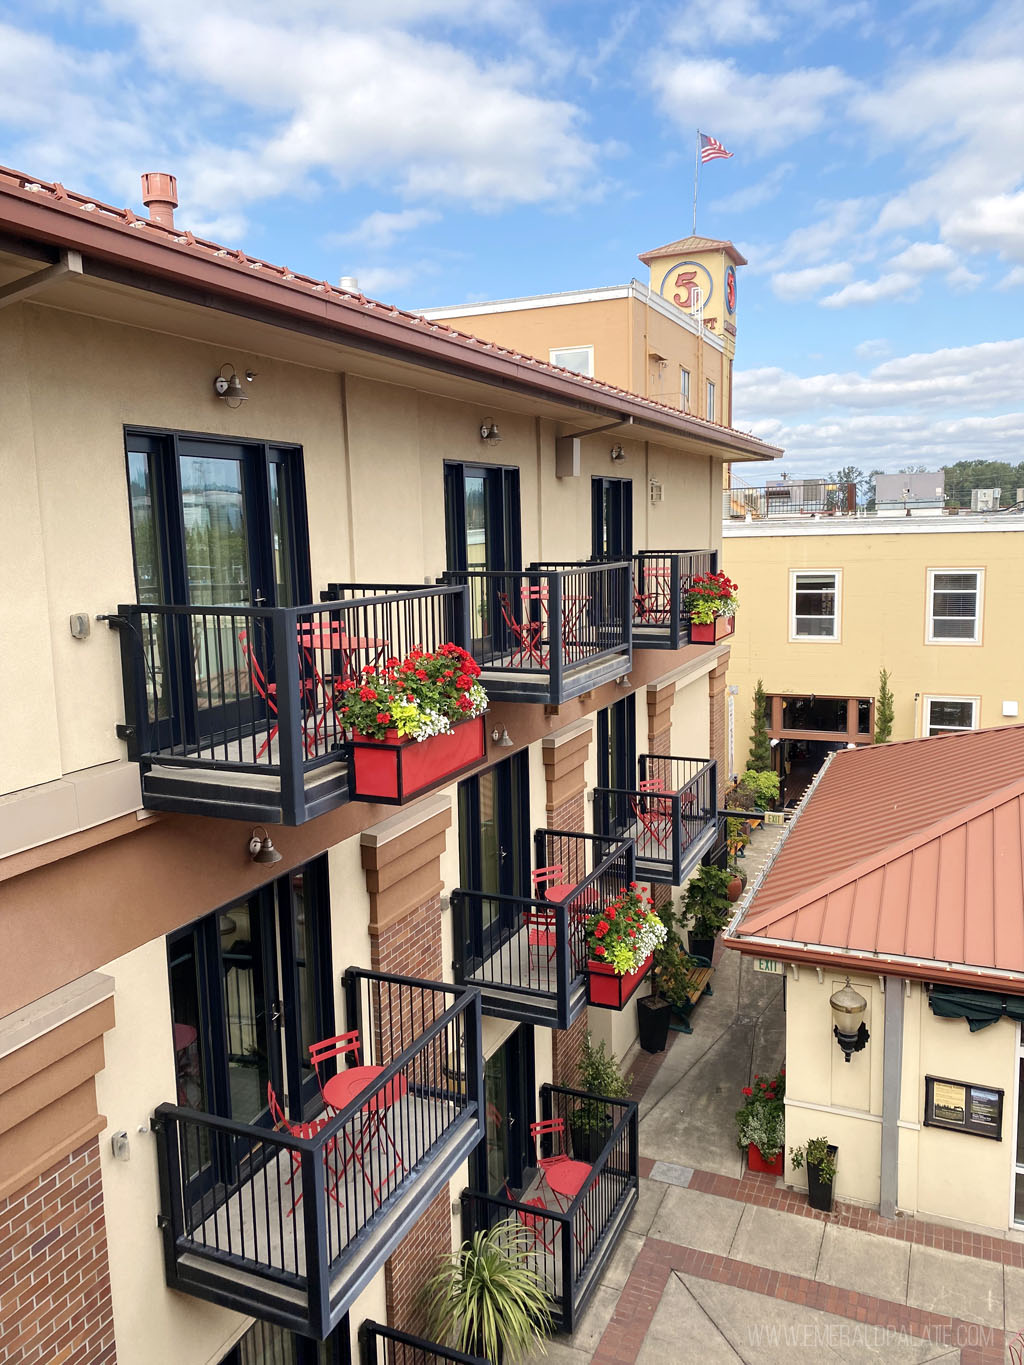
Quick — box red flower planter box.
[349,716,485,804]
[586,954,653,1010]
[690,614,735,644]
[747,1143,783,1176]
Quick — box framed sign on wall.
[924,1075,1003,1139]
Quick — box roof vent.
[339,275,359,291]
[140,173,178,229]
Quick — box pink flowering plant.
[684,571,739,626]
[586,885,668,976]
[735,1065,786,1159]
[335,643,487,741]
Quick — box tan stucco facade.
[722,520,1024,758]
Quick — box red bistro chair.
[504,1184,558,1256]
[266,1082,343,1217]
[528,1119,594,1247]
[238,629,318,760]
[498,592,547,668]
[630,777,674,852]
[308,1032,407,1204]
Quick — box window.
[680,367,691,411]
[928,569,982,643]
[924,696,978,736]
[549,345,594,377]
[706,379,715,421]
[790,570,840,640]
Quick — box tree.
[875,668,894,744]
[826,466,877,507]
[748,679,771,770]
[941,459,1024,509]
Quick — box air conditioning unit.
[970,488,1000,512]
[649,479,664,505]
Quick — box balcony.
[631,550,718,649]
[451,831,636,1029]
[462,1083,638,1334]
[439,562,631,705]
[109,584,469,823]
[359,1321,487,1365]
[152,970,483,1339]
[593,754,718,884]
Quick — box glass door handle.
[270,1000,283,1028]
[254,589,267,605]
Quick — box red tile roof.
[730,727,1024,986]
[0,165,778,458]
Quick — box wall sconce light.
[214,364,256,407]
[830,976,869,1062]
[479,421,501,444]
[491,725,514,748]
[617,675,631,689]
[610,444,626,463]
[248,826,282,864]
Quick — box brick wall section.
[0,1138,116,1365]
[552,1008,589,1090]
[708,652,730,802]
[383,1187,452,1344]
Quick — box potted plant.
[338,643,488,801]
[735,1067,785,1175]
[790,1136,838,1212]
[685,570,738,643]
[726,817,750,862]
[638,900,682,1053]
[585,884,668,1009]
[422,1225,553,1364]
[682,864,733,960]
[571,1034,632,1159]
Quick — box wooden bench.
[669,954,714,1034]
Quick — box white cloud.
[745,412,1024,473]
[770,261,853,300]
[999,266,1024,290]
[820,271,919,307]
[887,241,957,272]
[712,162,795,214]
[944,191,1024,263]
[653,58,853,154]
[746,199,868,273]
[855,338,890,359]
[331,208,440,251]
[735,338,1024,417]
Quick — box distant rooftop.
[637,235,747,267]
[723,512,1024,537]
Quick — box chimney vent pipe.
[339,275,359,291]
[141,173,178,229]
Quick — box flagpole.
[692,130,700,235]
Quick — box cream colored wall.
[95,940,249,1365]
[723,528,1024,747]
[641,304,725,413]
[669,670,713,759]
[782,969,883,1207]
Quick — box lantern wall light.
[830,975,869,1062]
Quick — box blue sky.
[3,0,1024,477]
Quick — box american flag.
[700,132,733,164]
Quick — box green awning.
[929,984,1024,1031]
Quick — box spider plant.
[422,1224,553,1364]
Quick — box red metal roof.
[0,165,777,457]
[637,235,747,267]
[731,727,1024,983]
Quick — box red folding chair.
[266,1082,343,1217]
[498,592,547,667]
[631,777,674,851]
[309,1032,406,1204]
[529,1119,594,1247]
[238,629,317,760]
[504,1184,557,1256]
[525,865,566,973]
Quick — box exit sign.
[755,957,783,975]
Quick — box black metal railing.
[593,755,718,884]
[451,832,635,1029]
[359,1321,488,1365]
[109,583,469,823]
[462,1083,638,1333]
[632,550,717,648]
[439,562,631,704]
[723,481,856,520]
[153,971,483,1339]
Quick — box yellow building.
[721,513,1024,802]
[419,235,744,427]
[0,165,778,1365]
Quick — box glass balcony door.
[444,461,521,654]
[458,752,529,968]
[479,1025,535,1195]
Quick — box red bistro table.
[322,1066,408,1204]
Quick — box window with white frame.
[928,568,982,642]
[549,346,594,377]
[680,367,691,411]
[924,696,978,736]
[790,570,840,640]
[706,379,715,421]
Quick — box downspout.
[879,974,905,1218]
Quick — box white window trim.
[1012,1023,1024,1228]
[921,694,979,737]
[789,568,842,643]
[680,366,691,411]
[706,379,715,421]
[548,345,594,378]
[926,566,984,645]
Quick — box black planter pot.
[806,1146,838,1212]
[637,995,672,1053]
[569,1114,613,1162]
[688,933,715,961]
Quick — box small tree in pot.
[790,1136,838,1212]
[571,1034,631,1159]
[682,864,733,959]
[422,1225,553,1364]
[637,899,692,1053]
